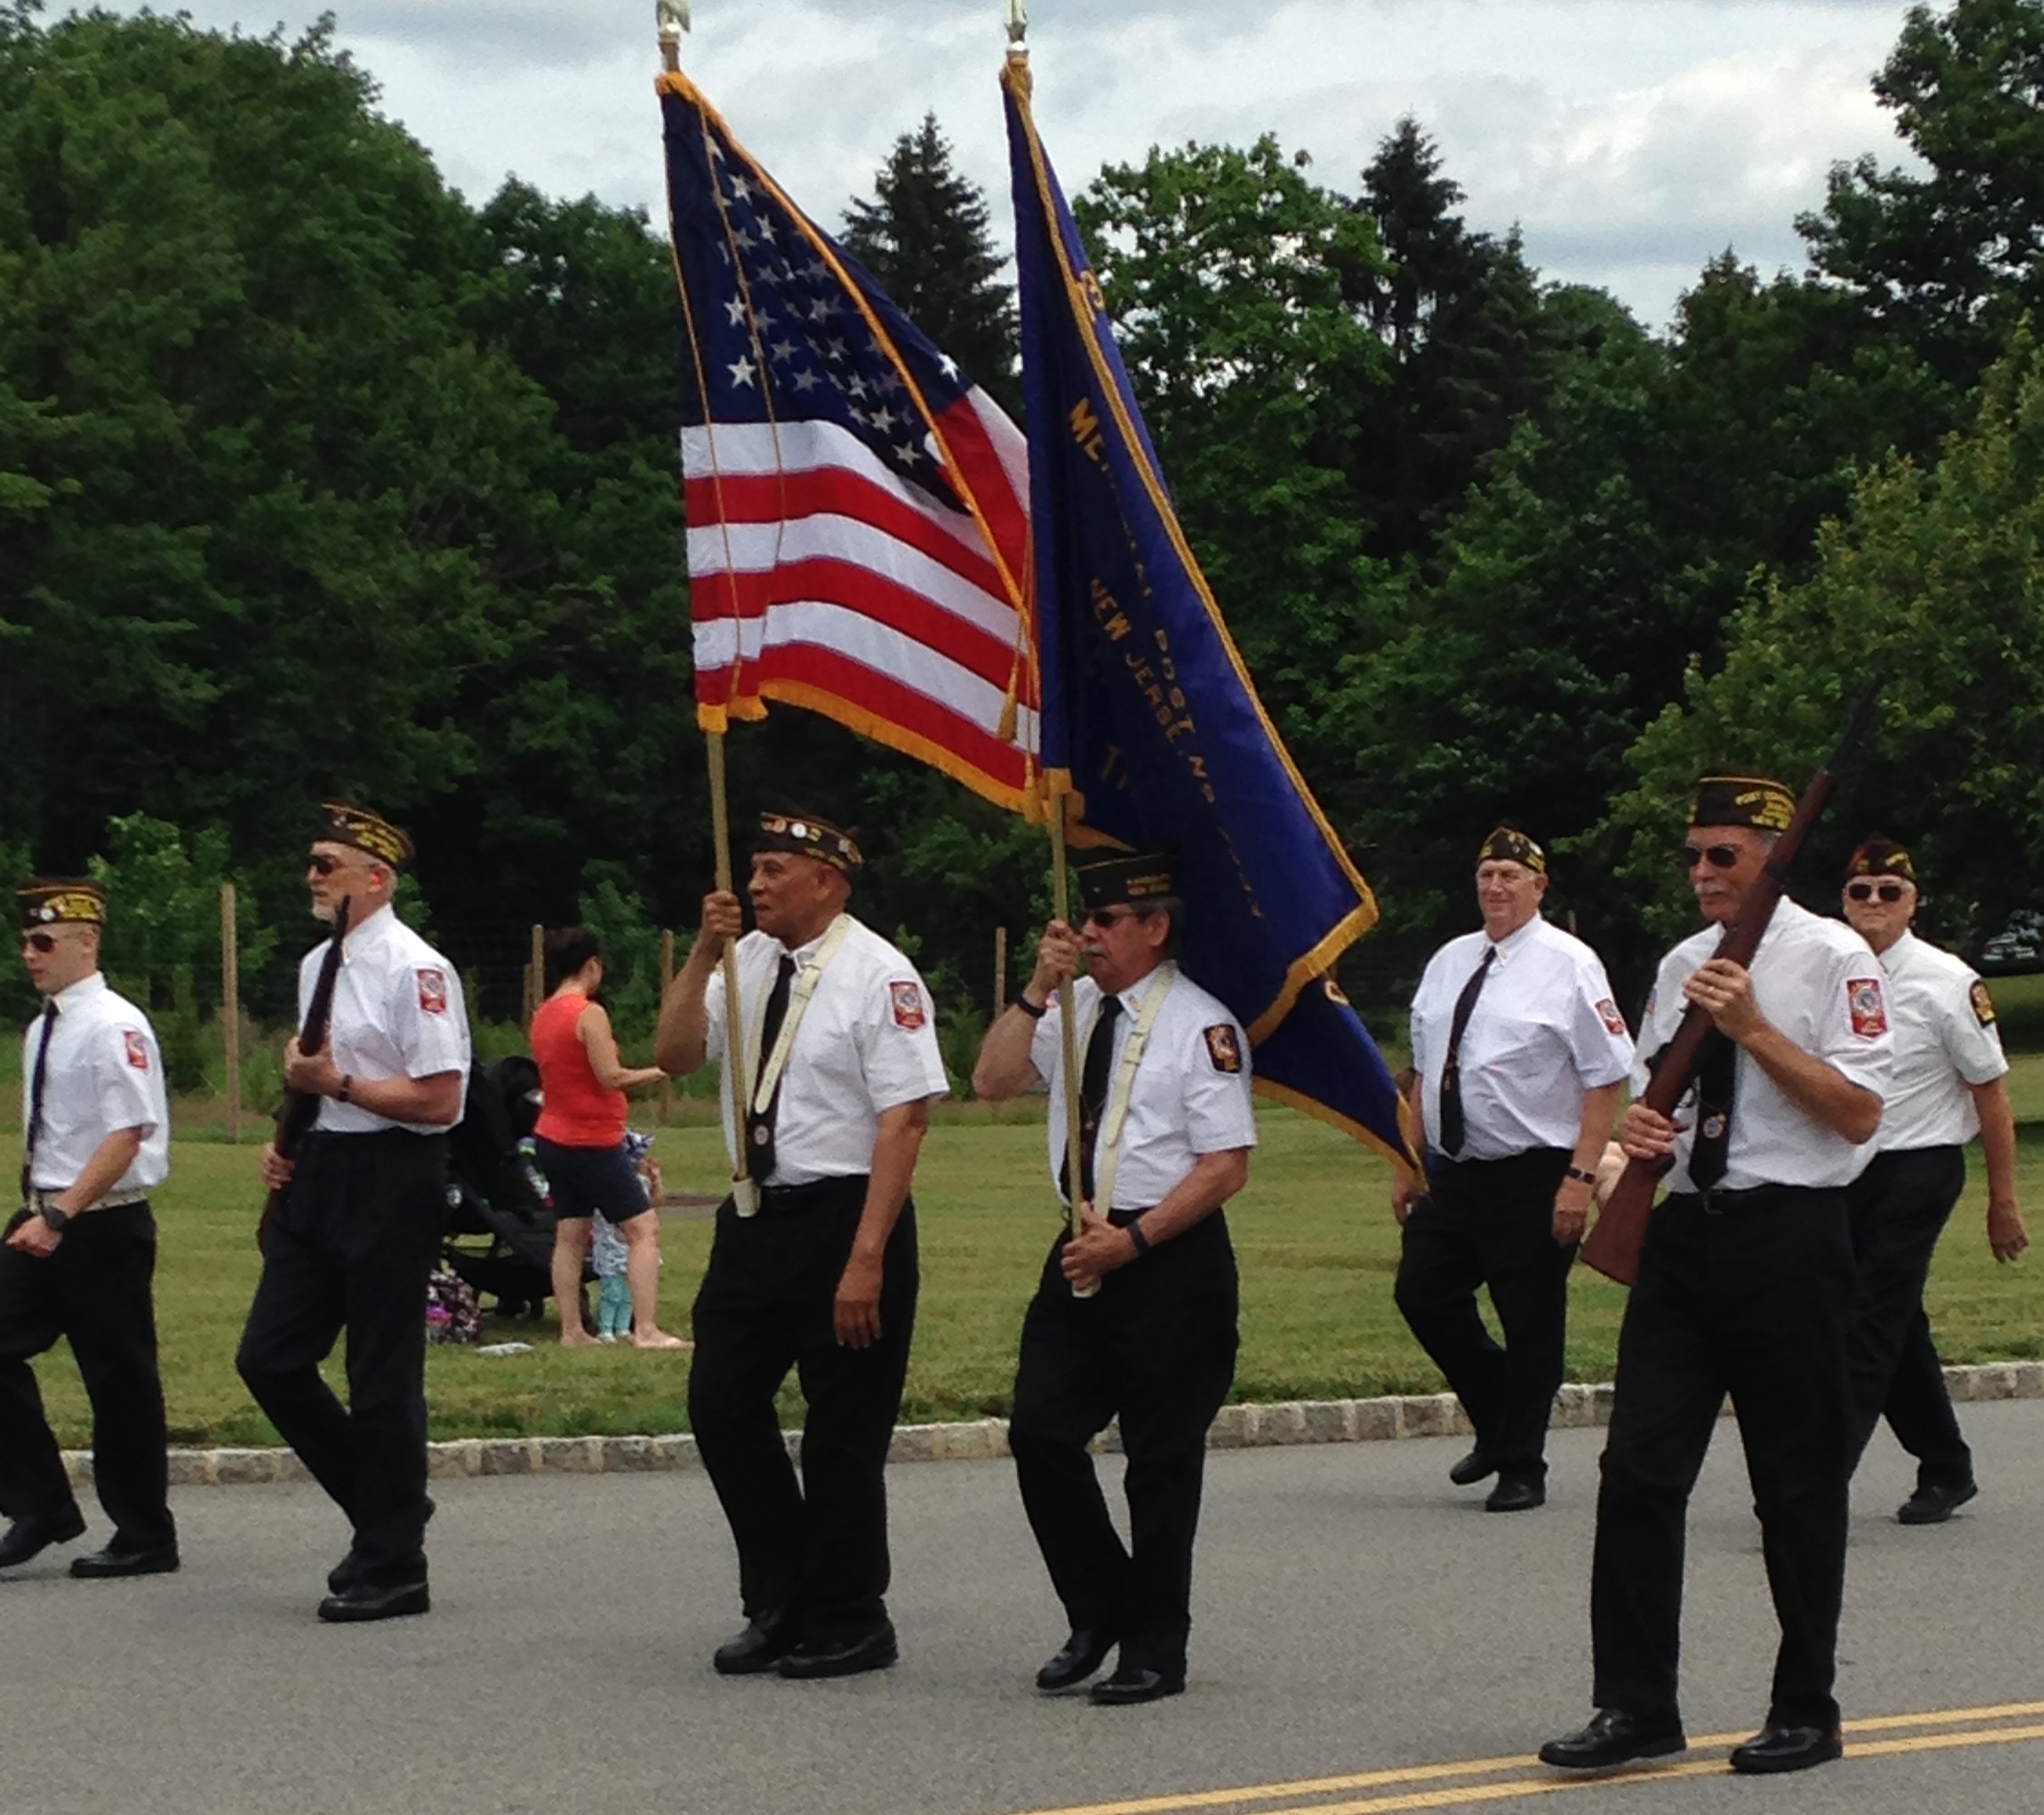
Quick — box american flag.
[659,73,1039,811]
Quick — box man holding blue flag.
[974,850,1255,1706]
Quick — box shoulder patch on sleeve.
[888,980,927,1030]
[1203,1024,1244,1074]
[122,1029,150,1071]
[1847,976,1888,1038]
[416,968,449,1015]
[1970,980,1998,1027]
[1595,997,1627,1038]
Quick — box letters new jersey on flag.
[658,70,1039,811]
[1002,63,1415,1166]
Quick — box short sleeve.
[1563,955,1635,1088]
[855,965,950,1112]
[1937,970,2009,1087]
[1817,941,1894,1097]
[1180,1015,1257,1154]
[704,965,728,1066]
[390,960,470,1078]
[1028,994,1060,1084]
[1631,954,1686,1097]
[93,1021,163,1136]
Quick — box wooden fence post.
[659,928,676,1126]
[220,883,241,1143]
[993,925,1008,1026]
[525,923,545,1026]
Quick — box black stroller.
[442,1055,591,1320]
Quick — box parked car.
[1979,910,2044,976]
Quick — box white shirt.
[1870,929,2008,1151]
[706,916,949,1184]
[303,905,471,1135]
[1030,962,1258,1211]
[1410,915,1635,1160]
[20,971,170,1195]
[1636,898,1892,1192]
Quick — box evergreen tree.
[841,113,1019,414]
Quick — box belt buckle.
[1698,1187,1725,1216]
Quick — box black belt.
[1668,1183,1822,1217]
[757,1174,868,1211]
[1104,1205,1155,1229]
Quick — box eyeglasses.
[23,932,58,955]
[306,852,368,877]
[1681,844,1743,872]
[1847,881,1909,904]
[1083,907,1149,929]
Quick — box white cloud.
[91,0,1923,327]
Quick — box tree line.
[3,0,2041,1052]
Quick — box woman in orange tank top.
[531,927,687,1350]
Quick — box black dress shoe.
[778,1619,898,1679]
[70,1539,180,1579]
[712,1608,799,1676]
[1449,1446,1496,1487]
[316,1577,430,1623]
[1485,1475,1546,1513]
[1036,1628,1118,1691]
[1539,1708,1687,1769]
[1729,1724,1842,1774]
[1090,1663,1185,1706]
[0,1507,86,1570]
[1897,1479,1977,1525]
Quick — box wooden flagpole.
[1008,3,1089,1298]
[706,731,757,1215]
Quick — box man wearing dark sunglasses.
[1396,827,1633,1513]
[235,804,468,1624]
[0,878,176,1579]
[973,849,1255,1706]
[1544,774,1892,1779]
[1836,837,2025,1527]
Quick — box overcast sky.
[103,1,1926,329]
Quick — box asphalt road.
[9,1404,2044,1815]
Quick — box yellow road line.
[1000,1699,2044,1815]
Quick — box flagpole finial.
[1005,0,1028,52]
[657,0,690,73]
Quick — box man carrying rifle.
[236,805,468,1622]
[1543,775,1890,1778]
[0,879,175,1578]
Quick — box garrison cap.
[1477,827,1546,874]
[1076,849,1177,914]
[315,802,414,868]
[1689,775,1795,835]
[17,877,106,932]
[1846,835,1917,886]
[754,809,862,873]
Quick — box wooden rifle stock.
[1580,689,1881,1286]
[258,897,352,1252]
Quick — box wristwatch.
[1564,1165,1598,1187]
[38,1204,70,1234]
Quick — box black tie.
[1688,1030,1738,1189]
[744,955,797,1184]
[21,999,58,1208]
[1063,994,1123,1208]
[1435,946,1495,1159]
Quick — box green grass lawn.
[4,1093,2041,1448]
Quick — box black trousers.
[235,1130,446,1585]
[1394,1148,1576,1478]
[1592,1187,1853,1729]
[0,1203,173,1547]
[689,1178,917,1641]
[1008,1211,1239,1680]
[1845,1146,1973,1491]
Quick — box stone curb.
[63,1363,2044,1490]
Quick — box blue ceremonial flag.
[1001,61,1415,1167]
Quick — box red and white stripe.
[685,396,1038,803]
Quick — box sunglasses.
[306,853,364,877]
[23,932,58,954]
[1681,844,1744,872]
[1847,881,1909,904]
[1083,906,1149,929]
